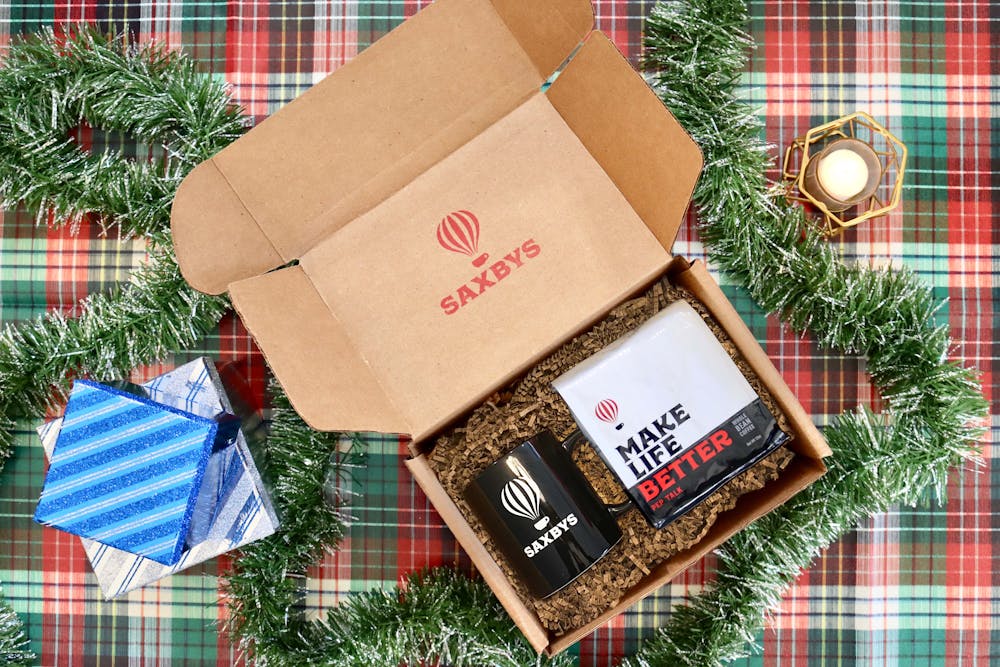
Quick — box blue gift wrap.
[35,358,279,594]
[34,381,218,565]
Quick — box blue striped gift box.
[34,380,219,566]
[36,358,278,598]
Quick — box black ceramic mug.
[464,430,630,599]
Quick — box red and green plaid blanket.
[1,1,996,665]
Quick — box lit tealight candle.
[816,148,869,202]
[802,137,881,212]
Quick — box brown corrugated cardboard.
[171,0,830,654]
[173,0,596,293]
[172,0,702,439]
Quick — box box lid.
[171,0,703,440]
[173,0,596,294]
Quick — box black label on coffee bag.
[624,398,787,528]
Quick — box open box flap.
[547,33,703,249]
[228,266,410,434]
[171,160,285,293]
[171,0,706,442]
[172,0,595,295]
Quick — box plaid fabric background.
[0,1,996,665]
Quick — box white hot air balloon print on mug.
[500,474,550,531]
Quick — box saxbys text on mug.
[521,514,578,558]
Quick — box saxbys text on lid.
[436,210,541,315]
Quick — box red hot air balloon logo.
[595,399,624,430]
[437,210,489,268]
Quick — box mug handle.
[560,429,634,518]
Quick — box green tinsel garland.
[0,585,32,667]
[627,1,987,663]
[0,27,240,458]
[0,4,987,666]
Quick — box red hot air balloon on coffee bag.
[437,210,489,267]
[595,399,623,430]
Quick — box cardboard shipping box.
[171,0,831,654]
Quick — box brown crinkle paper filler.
[428,278,795,634]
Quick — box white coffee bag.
[553,301,788,529]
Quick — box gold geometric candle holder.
[782,111,907,236]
